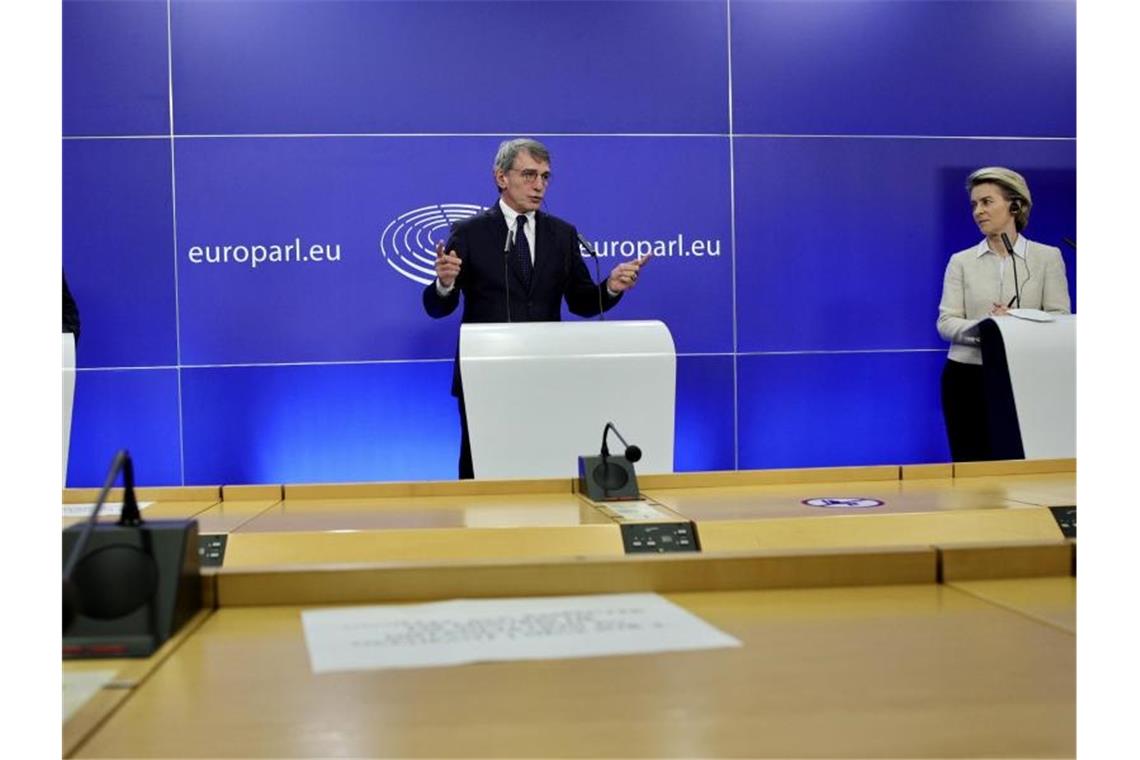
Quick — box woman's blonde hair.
[967,166,1032,231]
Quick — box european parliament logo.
[379,202,726,286]
[379,203,484,285]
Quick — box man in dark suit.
[423,138,649,479]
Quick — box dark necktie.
[515,215,533,290]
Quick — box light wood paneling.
[214,547,937,607]
[223,524,625,568]
[221,484,282,501]
[939,541,1074,581]
[953,458,1075,477]
[901,463,954,479]
[63,486,221,503]
[696,508,1063,552]
[634,465,899,490]
[284,478,572,500]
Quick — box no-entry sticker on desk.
[801,497,884,509]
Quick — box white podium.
[63,333,76,483]
[459,320,676,479]
[978,314,1075,459]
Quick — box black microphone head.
[1000,232,1015,253]
[625,445,642,463]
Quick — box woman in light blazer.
[936,166,1071,461]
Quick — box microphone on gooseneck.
[63,450,132,631]
[502,224,513,323]
[1000,233,1021,309]
[577,233,606,321]
[63,451,203,659]
[598,421,642,499]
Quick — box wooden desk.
[63,461,1076,758]
[70,585,1073,759]
[948,577,1076,634]
[644,475,1067,553]
[226,490,621,566]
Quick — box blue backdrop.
[63,0,1077,486]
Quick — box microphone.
[578,422,642,500]
[502,224,513,323]
[577,233,607,321]
[1062,237,1077,252]
[1000,233,1021,309]
[63,450,132,632]
[63,450,203,658]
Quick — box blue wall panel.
[63,139,177,369]
[731,0,1076,137]
[737,351,949,470]
[63,0,170,136]
[180,362,458,485]
[674,355,736,472]
[733,137,1076,352]
[67,369,182,486]
[171,0,729,135]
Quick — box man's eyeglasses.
[511,169,552,185]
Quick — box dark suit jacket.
[63,272,80,344]
[423,202,620,394]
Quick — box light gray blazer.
[937,238,1071,364]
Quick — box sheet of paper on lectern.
[301,592,741,674]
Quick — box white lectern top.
[460,320,676,480]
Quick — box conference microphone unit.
[1000,232,1021,309]
[578,422,642,501]
[577,233,607,321]
[62,450,202,659]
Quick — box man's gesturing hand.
[606,253,652,293]
[434,241,462,289]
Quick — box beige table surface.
[948,576,1076,633]
[71,583,1073,759]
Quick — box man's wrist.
[436,279,455,296]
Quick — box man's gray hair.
[494,138,550,174]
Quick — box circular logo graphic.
[801,497,885,509]
[380,203,484,285]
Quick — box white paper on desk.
[63,501,154,519]
[301,593,741,674]
[63,669,118,721]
